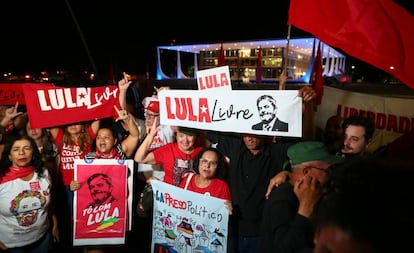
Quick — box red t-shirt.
[53,126,95,186]
[153,143,203,186]
[179,174,231,201]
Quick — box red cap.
[146,100,159,113]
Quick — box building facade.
[156,37,346,84]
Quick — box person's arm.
[134,118,158,164]
[52,214,60,243]
[0,102,23,127]
[278,69,287,90]
[265,170,291,199]
[90,120,100,135]
[114,106,140,158]
[118,72,131,110]
[0,240,7,250]
[297,86,316,141]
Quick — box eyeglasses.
[199,158,218,168]
[145,113,159,119]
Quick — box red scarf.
[94,149,119,159]
[0,166,35,184]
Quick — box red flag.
[256,47,262,84]
[310,42,323,105]
[288,0,414,90]
[218,43,226,66]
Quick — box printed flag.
[288,0,414,90]
[218,43,226,66]
[310,42,323,105]
[256,47,263,83]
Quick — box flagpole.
[279,24,291,90]
[65,0,100,81]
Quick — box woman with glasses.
[178,147,231,202]
[142,98,175,151]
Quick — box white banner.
[196,66,232,91]
[150,180,229,253]
[316,86,414,151]
[158,89,303,137]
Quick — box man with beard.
[251,95,288,132]
[339,115,375,161]
[86,173,116,208]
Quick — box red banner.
[22,84,119,128]
[288,0,414,90]
[0,83,41,105]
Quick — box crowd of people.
[0,73,412,253]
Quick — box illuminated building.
[156,37,346,84]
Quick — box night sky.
[5,1,411,82]
[2,0,310,77]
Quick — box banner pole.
[279,24,292,90]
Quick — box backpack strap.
[184,173,195,190]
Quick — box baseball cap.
[284,141,344,169]
[178,126,200,136]
[146,100,159,113]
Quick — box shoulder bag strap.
[184,173,194,190]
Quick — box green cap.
[285,141,344,168]
[178,126,200,136]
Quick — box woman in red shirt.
[179,147,231,203]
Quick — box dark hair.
[62,122,93,153]
[342,115,375,141]
[21,122,57,163]
[315,156,414,252]
[0,135,44,180]
[91,118,119,152]
[193,147,229,183]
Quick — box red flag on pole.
[256,47,262,84]
[310,42,323,105]
[288,0,414,90]
[218,43,226,66]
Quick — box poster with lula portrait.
[73,159,133,246]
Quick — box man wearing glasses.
[142,98,175,151]
[258,141,344,253]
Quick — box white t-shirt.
[0,169,52,248]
